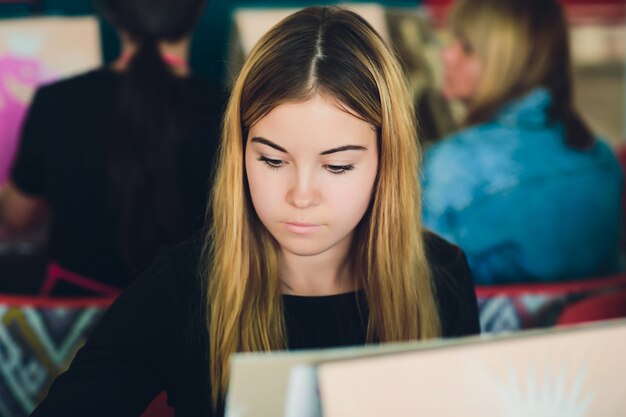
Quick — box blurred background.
[0,2,624,416]
[0,0,623,299]
[1,0,622,143]
[2,0,623,287]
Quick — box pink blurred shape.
[0,54,57,185]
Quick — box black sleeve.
[425,232,481,337]
[10,87,51,196]
[30,247,191,417]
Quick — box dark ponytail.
[96,0,206,268]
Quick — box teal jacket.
[422,88,622,284]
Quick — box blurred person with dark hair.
[1,0,225,295]
[421,0,622,284]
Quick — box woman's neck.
[279,245,356,296]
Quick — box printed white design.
[496,362,593,417]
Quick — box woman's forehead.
[248,95,377,152]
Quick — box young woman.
[31,6,479,416]
[422,0,622,284]
[2,0,224,295]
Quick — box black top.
[31,232,479,417]
[10,69,225,289]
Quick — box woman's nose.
[286,172,320,208]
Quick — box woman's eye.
[325,164,354,175]
[258,156,284,169]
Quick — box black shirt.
[31,232,479,417]
[10,69,224,288]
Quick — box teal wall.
[1,0,419,84]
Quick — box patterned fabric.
[0,299,111,417]
[478,293,566,333]
[422,88,622,284]
[477,275,626,333]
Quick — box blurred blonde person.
[422,0,622,284]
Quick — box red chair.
[141,392,175,417]
[41,261,122,296]
[0,293,174,417]
[558,288,626,325]
[476,274,626,333]
[0,293,115,416]
[39,263,175,416]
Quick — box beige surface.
[319,319,626,417]
[232,3,389,57]
[571,23,625,147]
[225,340,452,417]
[0,16,101,80]
[574,63,625,147]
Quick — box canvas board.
[318,319,626,417]
[0,16,101,184]
[232,3,389,57]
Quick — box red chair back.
[42,261,121,296]
[141,392,175,417]
[0,293,175,417]
[558,289,626,325]
[476,274,626,333]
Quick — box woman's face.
[441,37,482,102]
[245,94,379,260]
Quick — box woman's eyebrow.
[320,145,367,155]
[250,137,288,153]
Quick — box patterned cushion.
[477,274,626,334]
[478,293,566,333]
[0,295,114,417]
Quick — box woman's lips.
[284,222,321,235]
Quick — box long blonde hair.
[206,6,440,407]
[449,0,593,148]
